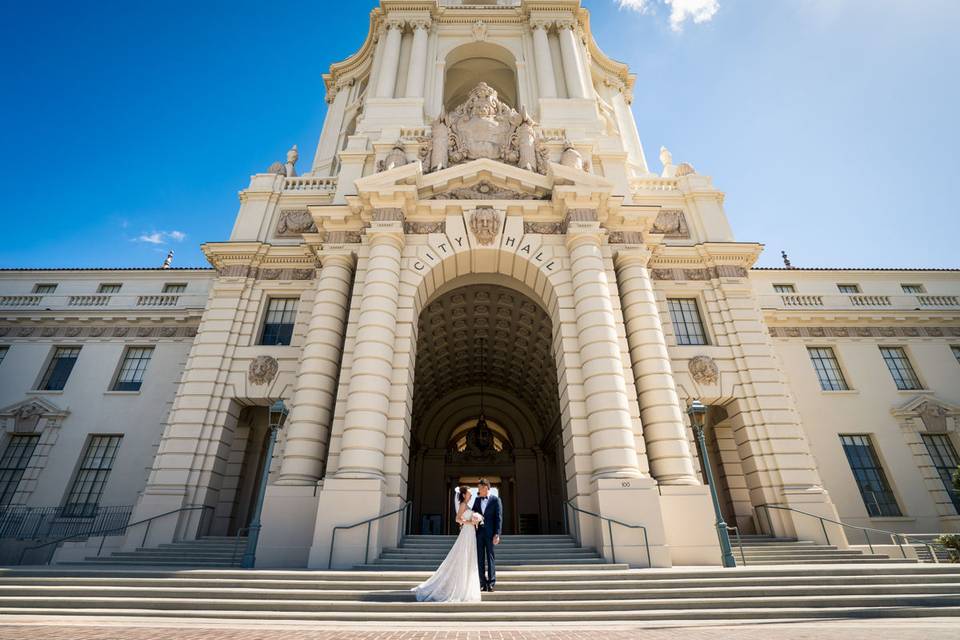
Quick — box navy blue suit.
[473,494,502,589]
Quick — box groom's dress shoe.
[487,585,495,592]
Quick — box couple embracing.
[413,478,502,602]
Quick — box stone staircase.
[1,564,959,622]
[73,536,247,568]
[356,534,609,570]
[732,534,916,565]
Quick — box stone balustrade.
[283,176,338,192]
[629,177,680,192]
[760,293,960,311]
[68,295,111,307]
[0,295,42,307]
[0,294,207,310]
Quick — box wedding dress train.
[411,509,482,603]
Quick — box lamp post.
[687,400,737,568]
[241,399,289,569]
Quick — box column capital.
[384,17,405,30]
[530,18,553,31]
[318,251,356,269]
[410,17,431,30]
[613,246,653,269]
[556,18,577,30]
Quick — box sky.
[0,0,958,270]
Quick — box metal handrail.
[231,526,250,566]
[727,525,746,566]
[17,504,214,565]
[563,500,651,567]
[756,503,947,562]
[327,501,412,568]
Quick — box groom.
[472,478,502,592]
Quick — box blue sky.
[1,0,957,269]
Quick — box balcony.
[0,293,209,311]
[760,293,960,311]
[282,176,337,193]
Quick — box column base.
[308,477,396,569]
[589,477,671,568]
[255,484,322,568]
[659,484,723,566]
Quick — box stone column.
[375,19,404,99]
[614,248,699,486]
[276,253,355,485]
[557,20,588,99]
[405,19,430,99]
[531,21,557,99]
[335,209,405,479]
[565,211,643,479]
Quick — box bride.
[412,486,482,602]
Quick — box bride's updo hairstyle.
[456,486,470,504]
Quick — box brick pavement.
[1,622,958,640]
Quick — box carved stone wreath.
[688,355,720,385]
[248,355,279,386]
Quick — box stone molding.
[650,266,749,281]
[404,221,446,235]
[325,230,363,244]
[0,324,199,339]
[217,265,316,280]
[371,208,405,222]
[523,221,564,235]
[429,180,547,200]
[768,326,960,339]
[608,230,644,245]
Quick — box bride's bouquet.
[471,512,484,527]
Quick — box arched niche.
[443,42,518,112]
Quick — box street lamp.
[688,400,737,568]
[241,399,289,569]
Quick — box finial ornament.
[659,146,676,177]
[162,251,174,269]
[782,251,793,269]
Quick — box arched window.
[443,43,518,112]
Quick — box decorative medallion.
[276,210,317,236]
[248,355,279,386]
[688,355,720,385]
[469,208,501,246]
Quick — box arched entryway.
[408,282,565,535]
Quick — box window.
[162,283,186,294]
[0,434,40,507]
[97,283,122,294]
[773,284,796,293]
[260,298,298,346]
[0,345,7,367]
[837,284,860,294]
[901,284,925,294]
[879,347,922,390]
[33,284,57,294]
[951,346,960,365]
[667,298,708,346]
[807,347,849,391]
[38,347,81,391]
[839,434,902,517]
[921,434,960,513]
[112,347,154,391]
[62,435,122,517]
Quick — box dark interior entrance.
[407,282,566,535]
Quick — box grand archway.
[407,282,565,535]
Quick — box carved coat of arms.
[469,208,501,246]
[422,82,548,174]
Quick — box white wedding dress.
[412,508,482,603]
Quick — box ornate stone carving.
[404,221,446,235]
[649,266,748,281]
[675,162,697,177]
[267,145,299,177]
[608,231,643,244]
[325,230,363,244]
[258,268,315,281]
[377,145,409,172]
[472,19,487,42]
[469,208,501,246]
[372,208,405,222]
[651,209,690,239]
[248,355,279,386]
[430,180,545,200]
[560,141,590,172]
[688,356,720,385]
[276,210,317,236]
[523,221,564,235]
[65,327,82,337]
[420,83,549,175]
[41,328,56,337]
[918,401,949,432]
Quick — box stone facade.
[0,0,957,569]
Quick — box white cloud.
[617,0,719,32]
[135,230,186,245]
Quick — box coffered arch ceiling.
[412,284,560,445]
